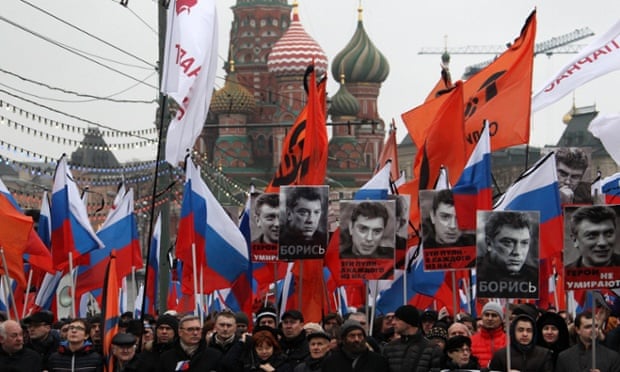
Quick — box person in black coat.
[0,319,43,371]
[441,335,483,371]
[222,328,292,372]
[536,311,570,369]
[294,330,331,372]
[489,314,552,372]
[323,320,388,372]
[47,318,103,372]
[159,315,222,372]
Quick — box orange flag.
[102,252,119,372]
[266,65,328,192]
[265,65,328,323]
[424,65,452,102]
[0,195,33,288]
[376,122,400,182]
[403,10,536,153]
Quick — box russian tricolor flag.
[602,172,620,204]
[144,213,161,315]
[51,156,103,271]
[494,152,563,259]
[176,157,249,295]
[453,123,493,230]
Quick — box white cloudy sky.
[2,0,619,164]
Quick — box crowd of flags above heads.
[2,8,620,323]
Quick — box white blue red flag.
[602,172,620,204]
[162,0,219,166]
[453,123,493,230]
[494,152,563,259]
[51,155,103,271]
[144,213,161,315]
[176,157,249,295]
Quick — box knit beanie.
[340,319,366,338]
[156,314,179,336]
[427,326,448,343]
[394,305,420,327]
[482,302,504,320]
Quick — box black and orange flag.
[266,65,328,192]
[424,64,452,103]
[375,120,400,182]
[402,10,536,154]
[102,252,120,372]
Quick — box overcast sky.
[2,0,619,164]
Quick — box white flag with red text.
[162,0,219,166]
[532,20,620,112]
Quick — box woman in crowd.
[441,335,483,371]
[223,328,292,372]
[536,311,570,368]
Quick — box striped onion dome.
[210,61,256,115]
[331,6,389,83]
[267,2,328,77]
[329,75,359,118]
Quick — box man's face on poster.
[349,215,386,256]
[256,204,279,244]
[574,218,616,266]
[287,197,322,239]
[487,225,531,274]
[430,202,461,245]
[557,161,585,192]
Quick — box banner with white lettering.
[532,20,620,112]
[250,193,279,263]
[278,186,328,260]
[161,0,219,166]
[476,211,540,299]
[564,205,620,290]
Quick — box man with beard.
[323,320,388,372]
[382,305,442,372]
[489,314,552,371]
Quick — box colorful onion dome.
[211,61,256,115]
[329,75,359,118]
[331,5,389,84]
[267,2,328,77]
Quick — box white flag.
[531,20,620,112]
[589,113,620,166]
[162,0,219,166]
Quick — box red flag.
[266,65,328,192]
[102,252,119,372]
[403,11,537,153]
[0,194,33,288]
[376,122,400,182]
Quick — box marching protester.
[208,310,241,356]
[47,318,103,372]
[23,310,60,369]
[136,313,179,370]
[382,305,442,372]
[294,330,331,372]
[555,310,620,372]
[0,319,43,370]
[109,333,141,372]
[488,313,553,372]
[279,310,310,368]
[159,315,222,371]
[536,311,570,369]
[440,335,482,371]
[323,320,388,372]
[470,302,507,368]
[222,327,292,372]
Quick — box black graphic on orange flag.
[266,66,327,193]
[419,190,476,271]
[339,200,396,280]
[250,193,279,263]
[476,210,540,299]
[402,11,536,154]
[413,81,467,191]
[563,204,620,290]
[462,10,536,153]
[424,64,452,103]
[376,124,400,182]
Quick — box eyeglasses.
[181,327,202,333]
[68,325,86,332]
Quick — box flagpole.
[22,269,33,318]
[369,280,379,337]
[191,243,199,317]
[68,252,76,319]
[450,271,459,318]
[0,249,19,321]
[298,261,303,311]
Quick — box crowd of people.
[3,300,620,371]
